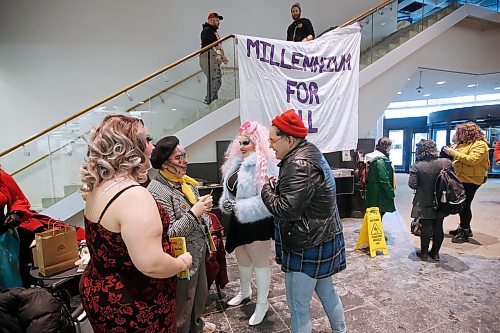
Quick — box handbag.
[0,228,23,288]
[32,226,79,276]
[410,218,422,237]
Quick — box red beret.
[272,109,308,138]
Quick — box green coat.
[365,156,396,213]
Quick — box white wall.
[0,0,381,152]
[359,25,500,138]
[187,118,241,163]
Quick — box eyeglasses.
[146,135,153,142]
[171,153,188,161]
[239,140,251,146]
[268,136,286,145]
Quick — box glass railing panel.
[1,109,125,211]
[129,37,238,141]
[359,0,469,68]
[14,156,55,211]
[1,37,238,210]
[457,0,499,12]
[361,0,499,67]
[359,0,399,67]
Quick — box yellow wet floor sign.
[355,207,388,257]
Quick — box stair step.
[42,197,64,209]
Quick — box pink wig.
[221,120,277,191]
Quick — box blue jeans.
[285,271,346,333]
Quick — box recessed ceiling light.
[408,78,411,81]
[436,81,445,85]
[467,84,477,88]
[423,93,431,97]
[397,91,402,95]
[495,87,500,90]
[171,108,176,111]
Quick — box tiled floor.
[202,175,500,333]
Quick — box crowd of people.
[1,4,498,333]
[1,113,495,333]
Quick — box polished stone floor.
[202,175,500,333]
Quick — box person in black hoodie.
[286,3,315,42]
[200,12,227,105]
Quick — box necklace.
[90,178,134,218]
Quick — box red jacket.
[0,170,85,241]
[0,170,34,225]
[495,140,500,163]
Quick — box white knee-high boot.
[249,266,271,326]
[227,265,253,306]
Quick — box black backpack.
[434,160,466,215]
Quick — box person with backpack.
[408,140,453,261]
[443,122,490,243]
[364,137,396,219]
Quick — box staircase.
[1,1,498,216]
[360,5,460,69]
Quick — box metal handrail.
[341,0,395,27]
[317,0,394,37]
[0,34,235,158]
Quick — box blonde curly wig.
[80,114,148,192]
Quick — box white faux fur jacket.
[219,152,278,223]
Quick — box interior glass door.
[411,132,428,165]
[389,129,404,171]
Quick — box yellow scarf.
[160,170,200,205]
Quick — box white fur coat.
[219,152,278,223]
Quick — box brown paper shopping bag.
[34,226,79,276]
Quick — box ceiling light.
[171,108,176,111]
[381,22,386,26]
[467,84,477,88]
[423,93,431,97]
[416,70,423,94]
[397,91,402,95]
[494,87,500,90]
[436,81,446,85]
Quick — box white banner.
[236,24,361,152]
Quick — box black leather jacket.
[261,140,342,250]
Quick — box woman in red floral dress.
[79,114,192,333]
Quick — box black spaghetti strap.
[97,185,140,223]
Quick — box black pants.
[459,182,481,230]
[420,218,444,254]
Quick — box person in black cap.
[287,3,315,42]
[200,12,228,105]
[147,136,217,333]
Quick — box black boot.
[428,250,440,262]
[452,229,469,243]
[449,227,473,237]
[416,250,429,261]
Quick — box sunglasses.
[146,135,153,142]
[171,152,188,161]
[239,140,252,146]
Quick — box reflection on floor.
[202,175,500,333]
